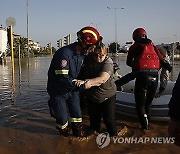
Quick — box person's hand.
[155,91,163,98]
[72,79,85,87]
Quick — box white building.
[29,39,41,51]
[0,26,8,57]
[1,25,41,56]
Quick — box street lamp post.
[174,35,177,43]
[107,6,124,52]
[27,0,29,66]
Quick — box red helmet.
[132,28,147,41]
[77,26,101,45]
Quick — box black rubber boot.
[141,114,149,130]
[56,126,71,137]
[71,123,85,137]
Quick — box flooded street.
[0,56,50,108]
[0,55,180,153]
[0,56,52,136]
[1,55,180,108]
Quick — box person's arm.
[85,72,110,89]
[159,67,169,91]
[74,57,113,89]
[126,44,136,67]
[73,72,110,89]
[54,49,76,91]
[158,54,171,91]
[153,45,165,61]
[160,56,172,73]
[155,67,169,97]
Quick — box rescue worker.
[115,46,172,92]
[47,26,102,137]
[73,43,119,136]
[126,28,164,130]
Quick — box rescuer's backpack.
[134,43,160,70]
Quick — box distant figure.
[155,46,172,97]
[47,26,102,137]
[168,72,180,146]
[126,28,164,130]
[113,62,121,79]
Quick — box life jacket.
[134,43,160,70]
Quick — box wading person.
[47,26,102,137]
[115,47,172,92]
[73,43,120,136]
[126,28,164,130]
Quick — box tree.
[8,36,56,57]
[13,37,29,58]
[108,42,120,53]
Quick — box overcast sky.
[1,0,180,48]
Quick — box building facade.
[0,26,8,57]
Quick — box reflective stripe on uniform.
[55,69,69,75]
[70,117,82,123]
[56,121,68,129]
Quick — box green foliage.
[108,42,120,53]
[8,37,56,57]
[177,45,180,50]
[13,37,28,58]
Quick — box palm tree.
[13,37,28,58]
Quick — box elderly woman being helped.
[73,43,119,136]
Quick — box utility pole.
[8,25,15,75]
[47,43,53,57]
[50,43,53,57]
[107,7,124,52]
[57,39,64,49]
[64,34,71,46]
[27,0,30,67]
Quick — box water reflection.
[0,64,12,103]
[18,51,22,95]
[0,57,50,109]
[11,62,15,104]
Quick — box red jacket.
[126,38,163,70]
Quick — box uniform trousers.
[48,91,82,128]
